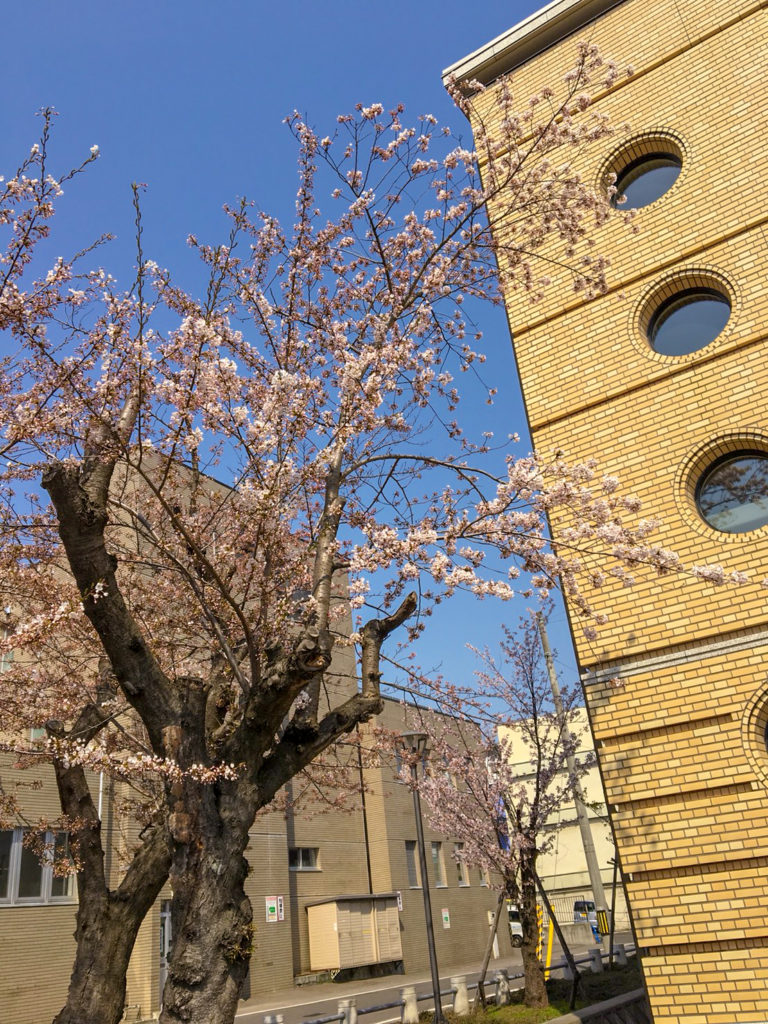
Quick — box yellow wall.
[464,0,768,1019]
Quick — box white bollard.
[338,998,357,1024]
[451,976,470,1017]
[401,986,419,1024]
[494,969,511,1006]
[589,948,603,973]
[615,943,628,966]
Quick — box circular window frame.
[674,431,768,542]
[741,685,768,793]
[695,449,768,535]
[631,266,737,365]
[598,128,689,211]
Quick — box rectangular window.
[50,833,76,899]
[405,840,421,888]
[17,842,44,899]
[479,866,490,887]
[454,843,469,886]
[431,841,446,887]
[0,829,76,905]
[0,831,12,899]
[288,847,319,870]
[0,616,13,674]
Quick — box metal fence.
[263,943,638,1024]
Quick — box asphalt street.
[235,932,634,1024]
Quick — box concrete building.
[0,695,508,1023]
[447,1,768,1020]
[501,708,630,930]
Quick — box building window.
[405,841,421,888]
[0,611,13,674]
[478,866,490,887]
[431,841,446,887]
[696,451,768,533]
[288,847,319,870]
[612,152,682,209]
[647,287,730,356]
[454,843,469,886]
[0,829,76,905]
[602,131,685,210]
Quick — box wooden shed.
[305,893,402,971]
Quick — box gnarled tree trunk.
[52,727,173,1024]
[54,889,163,1024]
[159,780,256,1024]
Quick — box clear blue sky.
[1,0,580,690]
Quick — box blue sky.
[1,0,580,691]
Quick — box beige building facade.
[501,709,630,930]
[448,1,768,1020]
[0,696,508,1023]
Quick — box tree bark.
[519,853,548,1008]
[53,820,172,1024]
[53,894,156,1024]
[159,783,255,1024]
[52,725,173,1024]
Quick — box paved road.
[235,933,634,1024]
[236,963,523,1024]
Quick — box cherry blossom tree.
[0,45,722,1024]
[414,612,590,1009]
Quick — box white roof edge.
[442,0,625,85]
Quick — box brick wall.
[463,0,768,1019]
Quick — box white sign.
[441,908,450,929]
[396,890,403,912]
[266,897,278,922]
[277,895,285,921]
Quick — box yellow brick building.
[447,1,768,1020]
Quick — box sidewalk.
[234,931,633,1021]
[235,952,524,1018]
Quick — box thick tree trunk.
[53,896,148,1024]
[519,856,548,1008]
[52,756,172,1024]
[159,784,255,1024]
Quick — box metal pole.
[533,870,580,1011]
[536,612,608,914]
[608,855,619,967]
[411,764,445,1024]
[475,889,505,1008]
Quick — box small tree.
[416,612,592,1009]
[0,48,728,1024]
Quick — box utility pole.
[399,732,444,1024]
[536,612,608,914]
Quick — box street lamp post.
[399,731,444,1024]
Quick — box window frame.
[611,151,682,210]
[405,840,421,888]
[0,828,76,906]
[431,840,446,887]
[453,842,470,886]
[695,449,768,534]
[647,286,730,356]
[288,846,320,871]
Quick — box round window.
[612,152,682,209]
[696,451,768,533]
[647,287,730,356]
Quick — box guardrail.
[261,943,637,1024]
